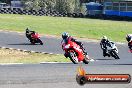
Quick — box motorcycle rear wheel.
[30,40,35,45]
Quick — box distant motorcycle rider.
[126,34,132,50]
[100,36,115,57]
[25,28,35,41]
[61,32,87,58]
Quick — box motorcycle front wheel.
[69,51,78,64]
[111,51,120,59]
[37,39,43,45]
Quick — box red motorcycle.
[62,40,90,64]
[29,33,43,45]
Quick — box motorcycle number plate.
[65,44,70,49]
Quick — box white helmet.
[102,36,108,41]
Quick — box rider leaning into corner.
[100,36,115,57]
[61,32,88,58]
[25,28,36,41]
[126,34,132,50]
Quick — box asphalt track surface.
[0,31,132,88]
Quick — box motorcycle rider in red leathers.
[61,32,88,58]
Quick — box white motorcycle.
[106,42,120,59]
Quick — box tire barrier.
[0,8,132,21]
[0,8,84,18]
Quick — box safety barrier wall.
[0,8,84,18]
[0,8,132,21]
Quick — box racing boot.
[106,53,110,57]
[103,52,110,57]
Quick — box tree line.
[21,0,82,13]
[1,0,101,13]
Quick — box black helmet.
[126,34,131,42]
[26,28,29,32]
[62,32,69,39]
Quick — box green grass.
[0,14,132,42]
[0,48,69,63]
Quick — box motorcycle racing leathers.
[26,29,35,41]
[100,39,114,57]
